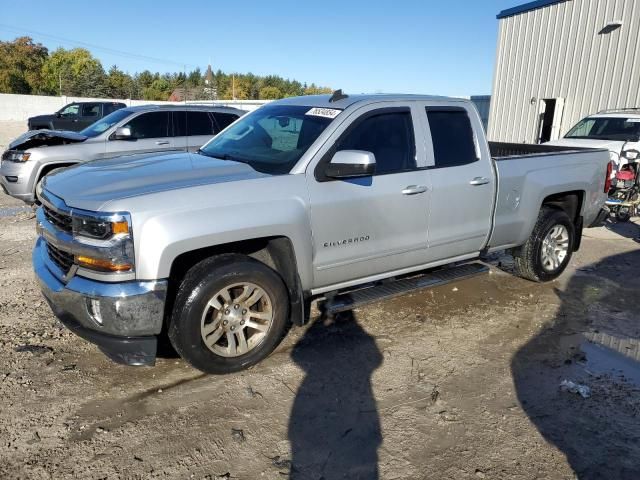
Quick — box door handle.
[155,141,170,145]
[402,185,428,195]
[469,177,490,186]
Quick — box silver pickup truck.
[32,93,611,374]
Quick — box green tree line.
[0,36,333,101]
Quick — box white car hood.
[545,138,625,152]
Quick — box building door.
[537,98,564,143]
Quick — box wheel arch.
[541,190,584,251]
[166,236,307,327]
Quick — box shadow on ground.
[512,249,640,479]
[288,311,383,479]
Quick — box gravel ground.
[1,187,640,479]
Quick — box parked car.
[32,93,610,374]
[545,108,640,168]
[1,105,245,203]
[27,102,127,131]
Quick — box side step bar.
[321,262,489,315]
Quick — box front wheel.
[168,254,290,374]
[512,207,575,282]
[616,207,631,222]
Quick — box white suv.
[546,109,640,168]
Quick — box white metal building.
[488,0,640,143]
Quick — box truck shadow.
[511,249,640,479]
[288,310,383,479]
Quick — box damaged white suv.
[0,105,244,204]
[546,109,640,168]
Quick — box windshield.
[198,104,339,174]
[79,109,132,138]
[565,117,640,141]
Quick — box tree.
[41,47,107,96]
[304,83,333,95]
[259,86,283,100]
[106,65,134,99]
[0,36,48,94]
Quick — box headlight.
[622,149,639,160]
[72,216,129,240]
[5,151,31,162]
[71,213,134,273]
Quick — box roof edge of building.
[497,0,568,20]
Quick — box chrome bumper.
[33,237,168,365]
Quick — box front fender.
[125,176,314,290]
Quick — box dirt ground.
[1,188,640,480]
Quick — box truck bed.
[489,141,591,159]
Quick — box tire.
[168,253,290,374]
[512,206,575,282]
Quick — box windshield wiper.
[198,149,252,165]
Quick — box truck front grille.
[43,205,73,233]
[46,243,74,273]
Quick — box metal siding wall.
[488,0,640,142]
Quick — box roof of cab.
[272,93,463,110]
[123,104,246,113]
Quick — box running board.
[321,262,489,315]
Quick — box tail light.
[604,161,614,192]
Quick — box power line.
[0,23,198,70]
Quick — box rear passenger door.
[172,110,218,152]
[420,104,494,261]
[106,111,173,157]
[79,103,102,129]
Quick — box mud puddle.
[582,332,640,385]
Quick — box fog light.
[86,298,103,325]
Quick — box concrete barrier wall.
[0,93,269,122]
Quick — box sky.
[0,0,522,96]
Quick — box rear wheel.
[512,207,575,282]
[168,254,290,374]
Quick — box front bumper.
[33,237,168,366]
[0,159,37,203]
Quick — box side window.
[103,104,121,115]
[426,108,478,168]
[213,112,238,131]
[122,112,170,139]
[186,111,217,136]
[336,110,416,175]
[81,104,101,117]
[59,104,79,117]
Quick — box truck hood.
[43,152,269,210]
[9,129,87,151]
[545,138,624,152]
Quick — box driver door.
[305,103,432,289]
[54,103,81,131]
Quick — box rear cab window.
[426,107,478,168]
[81,104,101,117]
[173,111,218,137]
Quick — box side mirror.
[325,150,376,179]
[113,127,135,141]
[55,112,61,118]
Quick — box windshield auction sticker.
[306,107,342,119]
